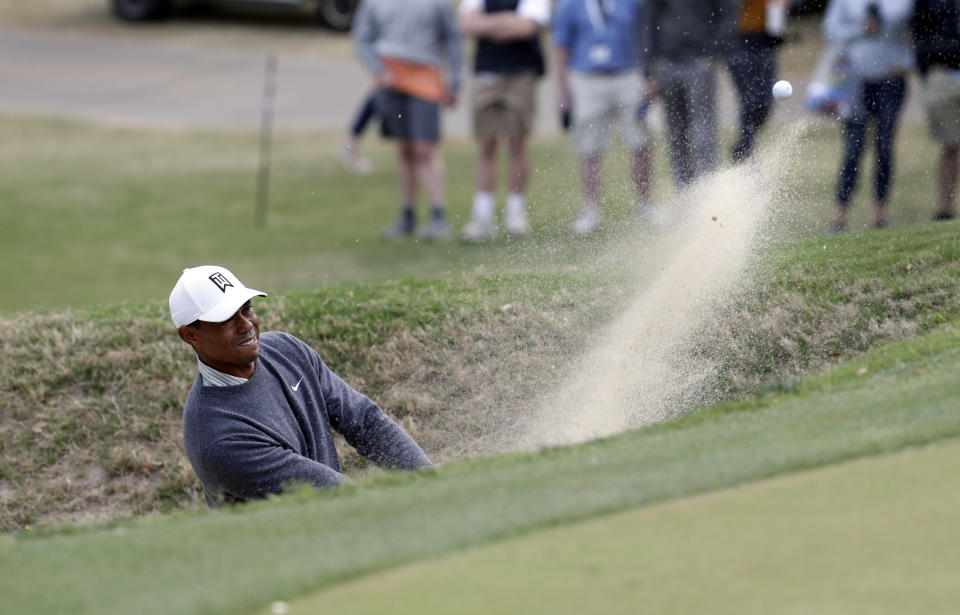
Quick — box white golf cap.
[169,265,266,328]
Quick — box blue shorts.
[378,89,441,143]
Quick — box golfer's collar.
[197,358,249,387]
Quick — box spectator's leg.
[938,144,959,218]
[833,117,867,230]
[686,62,719,181]
[579,153,602,211]
[476,135,498,194]
[631,147,652,206]
[872,78,906,226]
[727,48,775,162]
[504,134,531,234]
[398,139,418,207]
[726,51,752,162]
[416,141,445,210]
[351,91,379,137]
[342,91,378,173]
[506,134,528,195]
[659,67,693,188]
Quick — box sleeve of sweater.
[316,356,433,471]
[352,0,383,76]
[439,0,463,95]
[201,428,347,503]
[824,0,862,44]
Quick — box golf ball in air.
[772,80,793,100]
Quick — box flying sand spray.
[506,122,807,451]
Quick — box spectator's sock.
[472,191,495,222]
[505,192,526,218]
[430,205,446,221]
[402,206,416,229]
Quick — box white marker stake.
[255,54,277,229]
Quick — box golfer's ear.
[178,325,199,348]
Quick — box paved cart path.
[0,24,921,134]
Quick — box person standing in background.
[647,0,738,189]
[553,0,657,236]
[338,90,378,175]
[912,0,960,221]
[727,0,789,162]
[352,0,463,241]
[824,0,914,233]
[459,0,551,242]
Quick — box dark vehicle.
[112,0,359,31]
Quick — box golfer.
[170,265,432,507]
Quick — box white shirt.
[459,0,552,26]
[197,358,248,387]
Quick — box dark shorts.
[378,89,441,142]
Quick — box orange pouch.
[381,56,445,102]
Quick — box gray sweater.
[352,0,463,95]
[182,332,431,507]
[824,0,914,80]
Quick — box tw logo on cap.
[209,272,234,293]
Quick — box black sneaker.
[873,218,889,229]
[933,210,955,221]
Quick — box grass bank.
[2,219,959,531]
[4,319,960,615]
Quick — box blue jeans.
[836,77,907,206]
[350,91,379,137]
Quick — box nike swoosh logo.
[291,377,303,392]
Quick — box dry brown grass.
[0,312,204,529]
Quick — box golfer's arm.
[205,437,346,501]
[320,365,431,470]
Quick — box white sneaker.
[338,142,372,175]
[573,208,600,236]
[461,217,496,242]
[504,209,530,236]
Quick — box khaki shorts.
[925,67,960,145]
[570,70,652,157]
[471,72,539,138]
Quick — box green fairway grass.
[3,321,960,615]
[294,439,960,615]
[0,113,943,313]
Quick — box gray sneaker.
[380,217,416,240]
[420,217,452,241]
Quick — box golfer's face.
[192,301,260,376]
